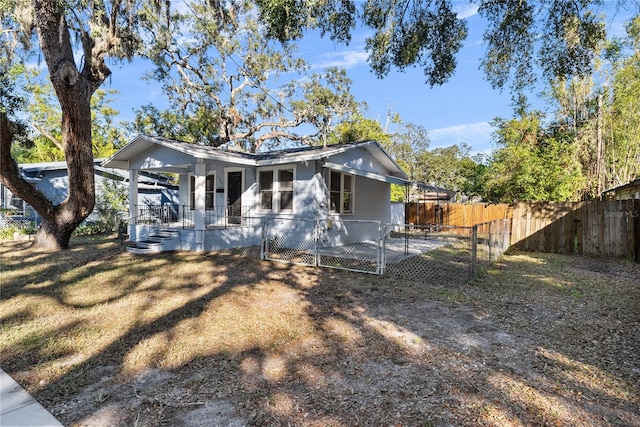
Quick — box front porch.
[130,204,261,252]
[132,204,255,229]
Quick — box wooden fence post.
[634,199,640,262]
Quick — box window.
[258,168,295,212]
[329,171,354,214]
[190,174,216,209]
[279,169,294,211]
[1,184,25,213]
[259,170,273,211]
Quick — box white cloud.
[312,49,369,70]
[454,4,479,20]
[428,121,494,153]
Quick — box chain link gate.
[316,219,384,274]
[262,217,319,267]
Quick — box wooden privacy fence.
[406,200,640,260]
[405,202,512,227]
[510,200,640,260]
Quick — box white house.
[102,135,413,252]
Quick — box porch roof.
[18,158,175,188]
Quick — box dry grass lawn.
[1,235,639,426]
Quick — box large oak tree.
[1,0,151,249]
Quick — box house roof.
[18,159,176,188]
[602,178,640,195]
[19,159,106,173]
[102,135,409,182]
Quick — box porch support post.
[129,168,138,241]
[178,173,189,220]
[194,160,206,251]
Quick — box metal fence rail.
[180,205,255,229]
[133,204,178,226]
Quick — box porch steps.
[126,230,181,254]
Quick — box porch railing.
[131,204,253,229]
[132,204,179,227]
[180,205,254,229]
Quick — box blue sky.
[103,1,634,155]
[300,3,506,153]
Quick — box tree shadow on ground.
[1,239,639,426]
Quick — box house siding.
[351,176,391,222]
[136,146,194,170]
[293,160,321,219]
[327,147,391,176]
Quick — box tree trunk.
[34,1,96,249]
[0,112,90,250]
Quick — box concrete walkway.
[0,369,63,427]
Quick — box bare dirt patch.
[1,236,639,426]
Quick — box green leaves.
[480,0,536,94]
[254,0,616,96]
[413,143,481,201]
[540,2,605,82]
[255,0,356,43]
[480,0,609,105]
[137,1,362,151]
[606,15,640,187]
[10,71,126,163]
[363,0,467,86]
[484,113,585,202]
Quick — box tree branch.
[31,122,64,152]
[0,112,55,219]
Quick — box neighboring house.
[102,135,415,252]
[602,178,640,200]
[407,183,454,202]
[0,159,178,225]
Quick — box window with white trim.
[190,174,216,209]
[329,170,354,214]
[258,167,295,212]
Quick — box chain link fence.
[0,208,39,231]
[261,217,512,282]
[383,225,475,283]
[3,206,510,281]
[471,218,512,272]
[1,207,129,239]
[262,217,384,274]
